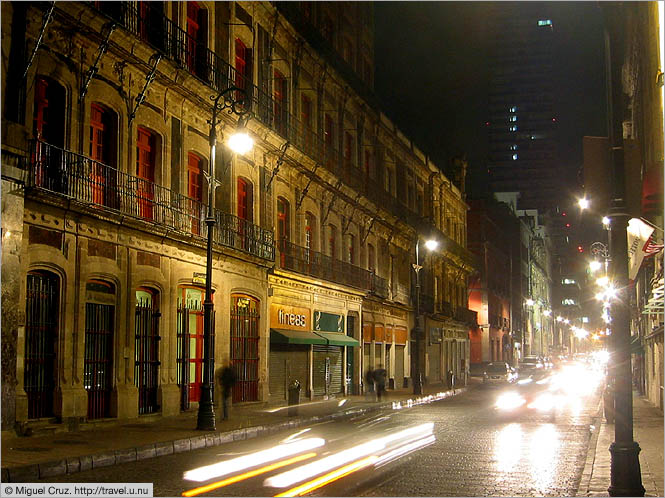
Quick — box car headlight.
[495,392,526,410]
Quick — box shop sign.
[193,272,206,284]
[270,304,310,330]
[314,311,344,333]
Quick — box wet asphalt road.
[42,379,602,497]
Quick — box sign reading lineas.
[270,304,311,331]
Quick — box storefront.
[426,318,470,387]
[362,299,409,390]
[268,273,362,400]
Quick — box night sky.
[374,2,608,197]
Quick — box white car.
[483,362,517,385]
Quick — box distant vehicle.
[483,362,517,385]
[518,356,545,379]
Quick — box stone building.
[0,1,476,431]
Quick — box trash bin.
[288,380,301,417]
[447,370,455,390]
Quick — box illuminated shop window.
[538,19,552,26]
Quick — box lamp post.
[412,238,438,395]
[601,3,644,495]
[197,86,251,431]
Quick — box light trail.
[274,456,378,497]
[182,453,317,497]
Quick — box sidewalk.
[577,390,664,497]
[1,382,469,483]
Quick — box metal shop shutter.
[269,344,309,400]
[363,344,371,386]
[395,345,405,387]
[428,342,441,382]
[312,345,343,396]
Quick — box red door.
[237,178,252,249]
[277,197,289,266]
[274,71,287,135]
[136,128,155,220]
[188,153,203,234]
[90,104,108,206]
[187,2,200,74]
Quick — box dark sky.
[374,2,608,190]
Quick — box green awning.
[270,329,326,345]
[314,331,360,347]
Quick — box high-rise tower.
[485,3,561,211]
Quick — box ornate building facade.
[1,1,476,430]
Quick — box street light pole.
[412,240,423,395]
[601,4,645,495]
[197,86,249,431]
[412,238,438,395]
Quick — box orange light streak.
[182,453,317,497]
[274,455,378,497]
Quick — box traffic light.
[577,245,584,253]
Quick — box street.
[43,367,603,497]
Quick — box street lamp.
[601,4,644,494]
[197,86,252,431]
[412,237,438,395]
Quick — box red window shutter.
[277,198,289,240]
[324,115,334,146]
[187,153,203,201]
[90,104,105,162]
[237,178,248,220]
[136,128,155,182]
[33,78,49,139]
[235,39,246,88]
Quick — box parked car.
[483,362,517,385]
[518,356,546,379]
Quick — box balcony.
[27,141,274,261]
[277,240,387,293]
[88,2,471,269]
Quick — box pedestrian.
[373,364,387,401]
[364,367,375,401]
[220,364,236,420]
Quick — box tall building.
[485,3,561,212]
[1,1,476,429]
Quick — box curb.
[2,387,467,482]
[576,395,605,497]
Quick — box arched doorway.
[135,287,161,414]
[84,279,116,419]
[24,270,60,419]
[230,294,260,402]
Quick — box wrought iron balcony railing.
[88,2,472,266]
[278,239,386,293]
[27,141,274,261]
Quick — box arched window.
[136,127,157,220]
[188,152,204,234]
[25,270,60,419]
[135,287,160,414]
